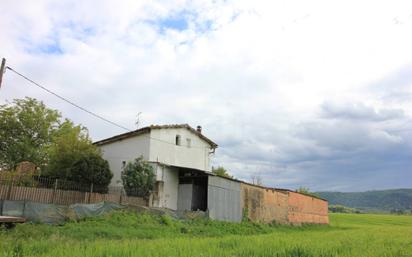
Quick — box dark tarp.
[0,200,125,224]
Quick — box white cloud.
[1,0,412,191]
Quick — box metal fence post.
[51,179,58,204]
[88,183,93,204]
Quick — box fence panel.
[0,183,10,199]
[0,176,147,207]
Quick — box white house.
[94,124,218,210]
[94,124,327,224]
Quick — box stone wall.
[240,183,329,225]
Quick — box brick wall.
[287,191,329,225]
[240,183,329,225]
[241,183,289,224]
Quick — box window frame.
[175,135,181,146]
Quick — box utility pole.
[0,58,6,89]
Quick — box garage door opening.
[177,168,208,211]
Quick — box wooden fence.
[0,178,147,207]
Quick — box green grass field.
[1,211,412,257]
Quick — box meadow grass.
[1,211,412,257]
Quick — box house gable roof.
[93,124,218,148]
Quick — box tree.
[69,154,113,193]
[296,187,320,198]
[212,166,233,179]
[121,156,155,198]
[251,174,263,186]
[0,97,109,187]
[45,119,100,179]
[0,97,60,170]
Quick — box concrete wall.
[208,176,242,222]
[152,165,179,210]
[98,135,150,186]
[149,128,212,171]
[240,183,329,225]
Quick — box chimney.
[196,125,202,133]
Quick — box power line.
[5,66,132,132]
[4,65,214,149]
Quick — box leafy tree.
[121,156,155,198]
[45,120,100,179]
[0,97,109,188]
[328,204,361,214]
[296,187,320,198]
[0,97,60,170]
[69,154,113,193]
[212,166,233,179]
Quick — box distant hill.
[317,189,412,213]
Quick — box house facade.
[94,124,218,210]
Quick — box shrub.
[69,155,113,193]
[121,156,155,198]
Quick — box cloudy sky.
[1,0,412,192]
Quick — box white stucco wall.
[149,128,212,171]
[97,127,214,210]
[98,135,150,186]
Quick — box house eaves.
[93,124,218,148]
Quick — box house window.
[186,138,191,148]
[175,135,181,146]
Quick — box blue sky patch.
[38,41,63,54]
[159,16,189,31]
[150,10,194,32]
[20,36,62,55]
[24,39,63,55]
[146,10,217,35]
[64,21,96,40]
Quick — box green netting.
[24,202,69,224]
[70,201,124,220]
[0,200,125,224]
[2,200,25,217]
